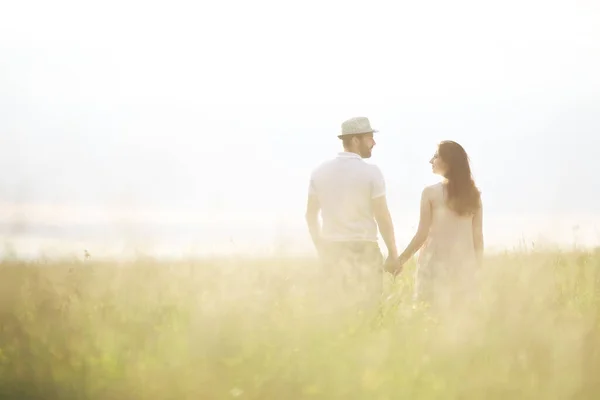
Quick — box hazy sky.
[1,0,599,255]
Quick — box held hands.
[383,254,402,276]
[384,252,410,277]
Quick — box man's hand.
[313,237,326,259]
[384,256,402,276]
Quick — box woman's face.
[430,149,448,176]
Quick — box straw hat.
[338,117,378,138]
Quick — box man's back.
[309,152,385,242]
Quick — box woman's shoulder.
[422,182,444,195]
[426,181,444,189]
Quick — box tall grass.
[0,250,599,399]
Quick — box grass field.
[0,249,599,399]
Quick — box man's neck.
[341,149,361,157]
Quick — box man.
[305,116,398,277]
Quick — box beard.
[359,146,373,158]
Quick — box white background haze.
[1,0,599,258]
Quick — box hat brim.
[337,129,378,139]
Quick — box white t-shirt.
[308,152,386,242]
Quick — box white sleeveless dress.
[414,183,478,306]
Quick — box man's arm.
[372,195,398,259]
[370,166,398,259]
[472,201,484,267]
[305,193,322,252]
[305,176,322,253]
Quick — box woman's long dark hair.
[438,141,481,216]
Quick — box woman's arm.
[397,188,432,266]
[472,203,484,267]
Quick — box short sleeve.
[370,165,386,199]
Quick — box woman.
[396,141,483,307]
